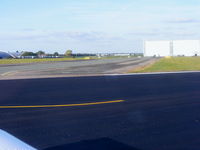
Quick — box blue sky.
[1,0,200,53]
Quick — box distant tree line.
[21,50,96,58]
[21,50,68,57]
[20,50,138,58]
[22,52,37,57]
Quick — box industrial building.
[144,40,200,57]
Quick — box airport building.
[0,51,13,59]
[144,40,200,57]
[0,51,22,59]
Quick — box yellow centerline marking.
[0,100,125,109]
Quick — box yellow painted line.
[0,100,125,109]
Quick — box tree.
[65,50,72,57]
[21,52,37,56]
[53,52,59,56]
[36,51,45,57]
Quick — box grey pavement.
[0,57,156,79]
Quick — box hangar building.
[0,51,13,59]
[0,51,22,59]
[144,40,200,57]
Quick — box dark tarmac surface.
[0,73,200,150]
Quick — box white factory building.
[144,40,200,57]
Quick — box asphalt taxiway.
[0,72,200,149]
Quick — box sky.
[1,0,200,53]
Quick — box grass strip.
[131,57,200,73]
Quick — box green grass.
[0,57,89,65]
[132,57,200,73]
